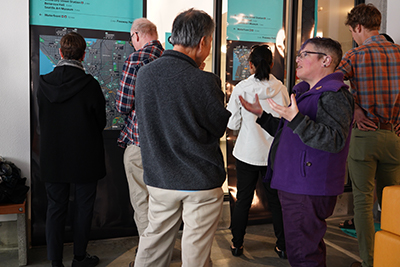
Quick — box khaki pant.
[123,144,148,236]
[134,186,223,267]
[348,128,400,267]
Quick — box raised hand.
[239,94,263,118]
[267,94,298,122]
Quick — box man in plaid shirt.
[337,4,400,267]
[116,18,164,238]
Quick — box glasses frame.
[297,50,327,60]
[129,31,139,47]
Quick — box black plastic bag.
[0,156,29,204]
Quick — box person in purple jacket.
[239,37,354,267]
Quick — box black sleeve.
[256,111,281,137]
[287,88,354,153]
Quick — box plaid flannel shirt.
[116,40,164,147]
[338,35,400,124]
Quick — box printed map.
[233,46,251,81]
[39,34,134,129]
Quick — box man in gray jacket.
[133,8,231,267]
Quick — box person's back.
[226,44,289,258]
[38,66,106,181]
[115,17,163,241]
[133,9,231,267]
[339,35,400,125]
[228,74,289,164]
[37,31,105,267]
[337,4,400,267]
[136,53,228,190]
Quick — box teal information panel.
[30,1,146,245]
[227,0,283,42]
[30,0,143,32]
[165,32,173,50]
[30,1,144,130]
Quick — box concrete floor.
[1,201,361,267]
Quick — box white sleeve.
[226,87,242,131]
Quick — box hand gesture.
[239,94,263,118]
[394,124,400,136]
[353,104,377,131]
[267,94,299,122]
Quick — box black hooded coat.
[37,65,106,183]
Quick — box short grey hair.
[131,18,158,39]
[169,8,214,48]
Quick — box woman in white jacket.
[227,45,289,258]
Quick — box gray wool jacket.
[135,50,231,190]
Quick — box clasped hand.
[353,105,377,131]
[349,104,400,136]
[239,94,299,122]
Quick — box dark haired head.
[169,8,214,48]
[60,32,86,60]
[300,37,342,69]
[345,3,381,31]
[249,45,273,81]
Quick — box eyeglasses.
[296,51,327,60]
[129,32,139,47]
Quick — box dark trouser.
[263,179,286,250]
[278,190,336,267]
[45,181,97,261]
[231,159,285,250]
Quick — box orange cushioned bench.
[374,185,400,267]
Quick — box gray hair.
[131,18,158,39]
[169,8,214,48]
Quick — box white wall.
[0,1,30,221]
[147,0,214,46]
[387,0,400,44]
[367,0,387,33]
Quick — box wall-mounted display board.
[31,0,143,129]
[227,0,283,43]
[34,28,134,129]
[30,0,142,32]
[30,0,145,245]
